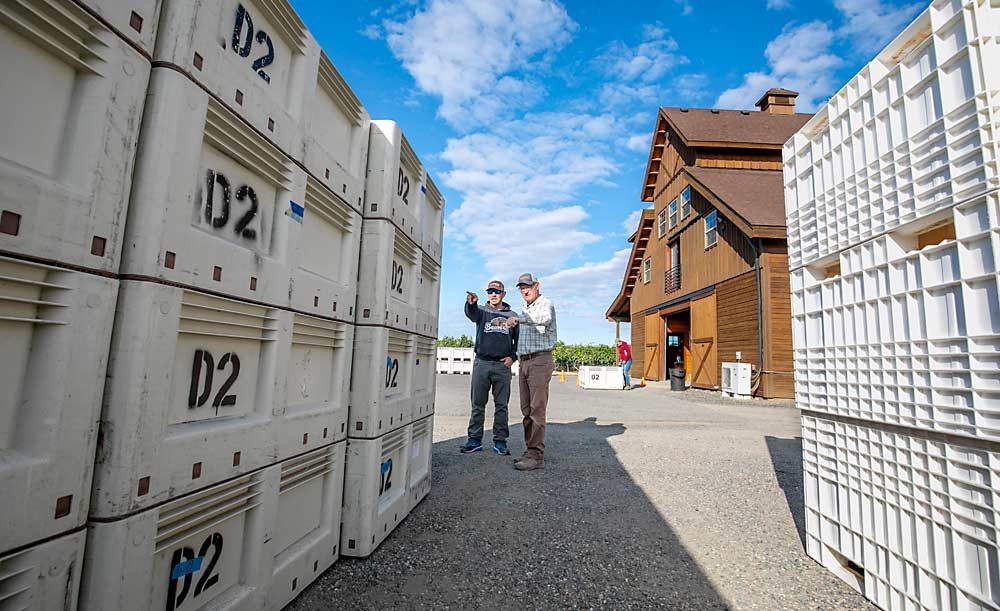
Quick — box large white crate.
[453,347,474,374]
[82,442,346,611]
[406,414,433,513]
[784,0,1000,269]
[436,346,453,374]
[153,0,320,160]
[300,51,370,211]
[288,174,362,321]
[122,67,305,308]
[0,256,118,554]
[364,121,424,243]
[340,425,412,558]
[0,529,85,611]
[413,336,437,421]
[0,0,149,273]
[91,280,351,519]
[74,0,161,54]
[579,366,626,390]
[417,251,441,337]
[356,218,421,333]
[264,442,346,611]
[349,325,434,438]
[801,414,1000,611]
[420,176,444,263]
[791,190,1000,439]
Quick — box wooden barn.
[606,89,811,399]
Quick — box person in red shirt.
[616,339,632,390]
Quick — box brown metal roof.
[685,166,787,228]
[661,107,812,147]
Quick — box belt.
[520,350,551,361]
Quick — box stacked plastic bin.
[784,1,1000,609]
[0,0,153,605]
[342,121,442,558]
[77,1,367,609]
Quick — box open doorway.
[664,310,691,385]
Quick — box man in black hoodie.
[460,280,519,455]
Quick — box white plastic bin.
[801,414,1000,610]
[0,529,85,610]
[153,0,320,159]
[364,121,423,242]
[300,51,370,210]
[406,414,433,513]
[413,336,437,421]
[349,325,433,438]
[121,67,306,308]
[82,442,346,611]
[0,1,149,273]
[264,442,346,611]
[288,174,362,321]
[355,218,421,333]
[579,366,625,390]
[420,176,444,263]
[74,0,161,54]
[452,347,474,374]
[0,256,118,554]
[91,280,351,519]
[790,190,1000,440]
[340,425,412,558]
[784,0,1000,269]
[417,252,441,337]
[436,346,452,374]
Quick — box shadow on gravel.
[289,416,731,610]
[764,436,807,549]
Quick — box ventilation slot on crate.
[153,473,262,553]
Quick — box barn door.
[690,293,718,388]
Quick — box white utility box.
[721,362,752,399]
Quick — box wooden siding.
[716,270,760,375]
[632,180,755,311]
[761,253,794,398]
[651,127,695,199]
[690,293,718,388]
[631,311,645,379]
[695,147,783,171]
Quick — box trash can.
[669,367,686,391]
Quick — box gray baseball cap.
[516,273,539,287]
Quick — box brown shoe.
[514,457,544,471]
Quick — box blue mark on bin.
[171,556,203,580]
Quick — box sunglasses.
[485,288,503,295]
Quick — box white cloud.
[718,1,922,112]
[536,248,633,341]
[383,0,577,127]
[673,0,694,16]
[622,209,643,234]
[595,23,685,83]
[715,20,843,111]
[624,133,649,152]
[441,112,626,278]
[834,0,923,56]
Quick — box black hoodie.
[465,300,519,361]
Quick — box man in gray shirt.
[506,273,557,471]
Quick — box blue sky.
[291,0,924,344]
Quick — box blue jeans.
[622,360,632,387]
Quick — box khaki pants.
[518,351,554,459]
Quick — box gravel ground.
[288,374,876,610]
